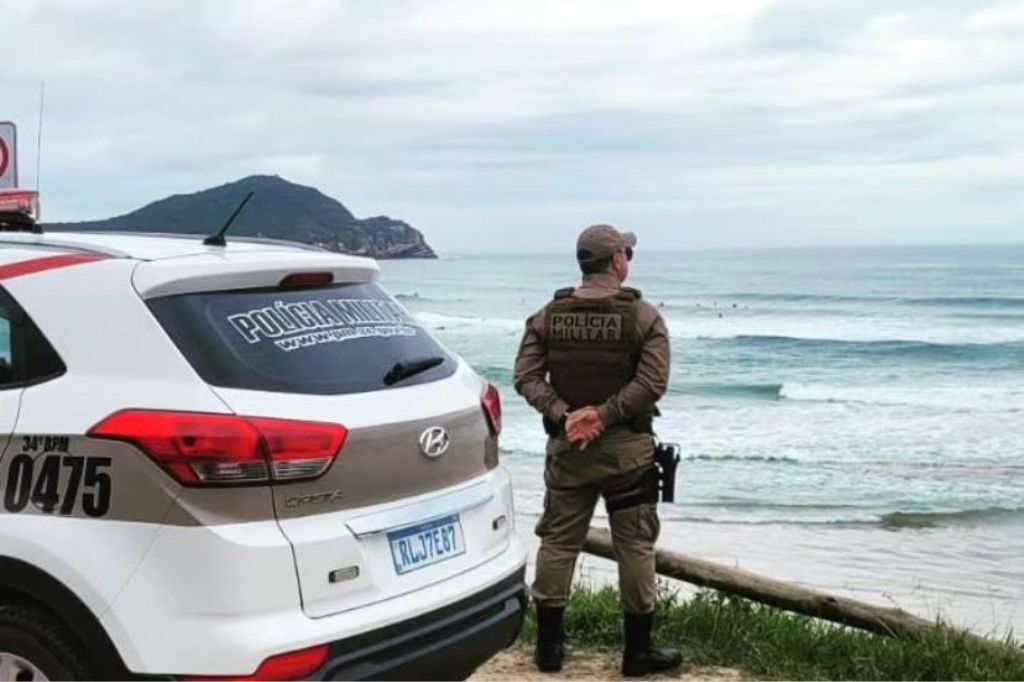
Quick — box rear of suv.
[0,231,526,680]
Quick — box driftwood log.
[583,527,1016,653]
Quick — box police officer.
[514,225,681,677]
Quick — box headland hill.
[44,175,437,259]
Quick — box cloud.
[1,0,1021,251]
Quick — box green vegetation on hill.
[45,175,436,259]
[521,585,1024,680]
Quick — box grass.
[521,584,1024,680]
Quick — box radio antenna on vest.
[204,191,253,247]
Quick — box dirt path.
[472,644,744,681]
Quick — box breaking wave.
[659,506,1024,529]
[878,507,1024,529]
[905,296,1024,309]
[415,311,523,334]
[671,382,783,400]
[689,336,1024,366]
[722,335,1020,353]
[412,308,1024,348]
[776,382,1020,409]
[669,379,1019,409]
[683,454,800,465]
[667,293,1024,309]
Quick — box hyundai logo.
[419,426,451,458]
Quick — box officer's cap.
[576,224,636,263]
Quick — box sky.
[1,0,1022,254]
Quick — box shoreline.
[513,513,1024,640]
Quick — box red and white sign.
[0,122,17,190]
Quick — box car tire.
[0,605,92,681]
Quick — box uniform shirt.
[513,272,671,428]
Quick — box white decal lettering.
[225,298,419,350]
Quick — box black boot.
[622,612,682,677]
[534,606,565,672]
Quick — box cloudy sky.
[2,0,1022,253]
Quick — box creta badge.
[418,426,451,458]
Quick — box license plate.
[388,514,465,575]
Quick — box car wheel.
[0,605,91,681]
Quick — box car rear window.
[148,282,456,395]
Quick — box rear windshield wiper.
[383,356,445,386]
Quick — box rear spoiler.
[132,252,379,298]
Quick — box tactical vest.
[544,286,643,412]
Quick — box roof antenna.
[36,84,44,197]
[33,82,45,232]
[203,191,253,247]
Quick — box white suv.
[0,230,526,680]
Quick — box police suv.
[0,199,526,680]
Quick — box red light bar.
[0,190,38,217]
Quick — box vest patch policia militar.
[548,312,623,342]
[543,288,642,410]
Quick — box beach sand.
[471,644,743,681]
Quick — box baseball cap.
[576,224,636,263]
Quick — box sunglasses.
[624,246,633,261]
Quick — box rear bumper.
[317,567,526,680]
[105,469,526,676]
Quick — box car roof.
[0,231,380,296]
[0,231,368,265]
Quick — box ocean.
[380,244,1024,637]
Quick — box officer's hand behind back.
[566,407,604,450]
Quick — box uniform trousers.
[532,428,660,614]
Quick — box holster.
[654,440,681,503]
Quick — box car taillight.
[88,410,347,486]
[249,417,346,481]
[481,383,502,436]
[186,643,330,681]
